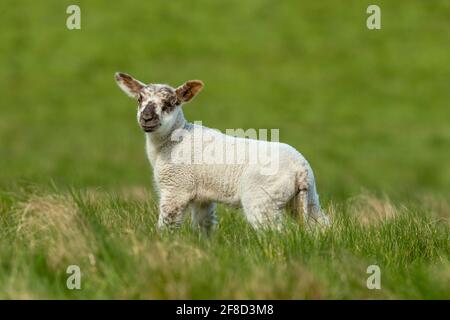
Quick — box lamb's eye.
[137,94,143,104]
[162,101,172,112]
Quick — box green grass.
[0,187,448,299]
[0,1,449,299]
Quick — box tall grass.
[0,187,448,299]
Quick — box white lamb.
[115,72,330,232]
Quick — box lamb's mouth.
[141,123,161,132]
[141,124,161,132]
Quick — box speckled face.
[136,84,179,132]
[115,72,204,134]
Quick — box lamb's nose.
[142,105,155,121]
[142,112,153,121]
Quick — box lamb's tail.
[290,169,330,229]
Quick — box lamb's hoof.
[306,216,331,232]
[317,216,331,230]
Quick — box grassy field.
[0,1,449,299]
[0,188,449,299]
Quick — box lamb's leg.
[241,193,284,230]
[191,202,217,234]
[301,188,330,228]
[157,191,190,230]
[243,205,283,230]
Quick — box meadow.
[0,0,449,299]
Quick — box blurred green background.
[1,0,449,202]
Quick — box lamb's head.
[115,72,204,133]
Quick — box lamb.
[114,72,330,232]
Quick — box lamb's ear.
[115,72,145,99]
[176,80,204,103]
